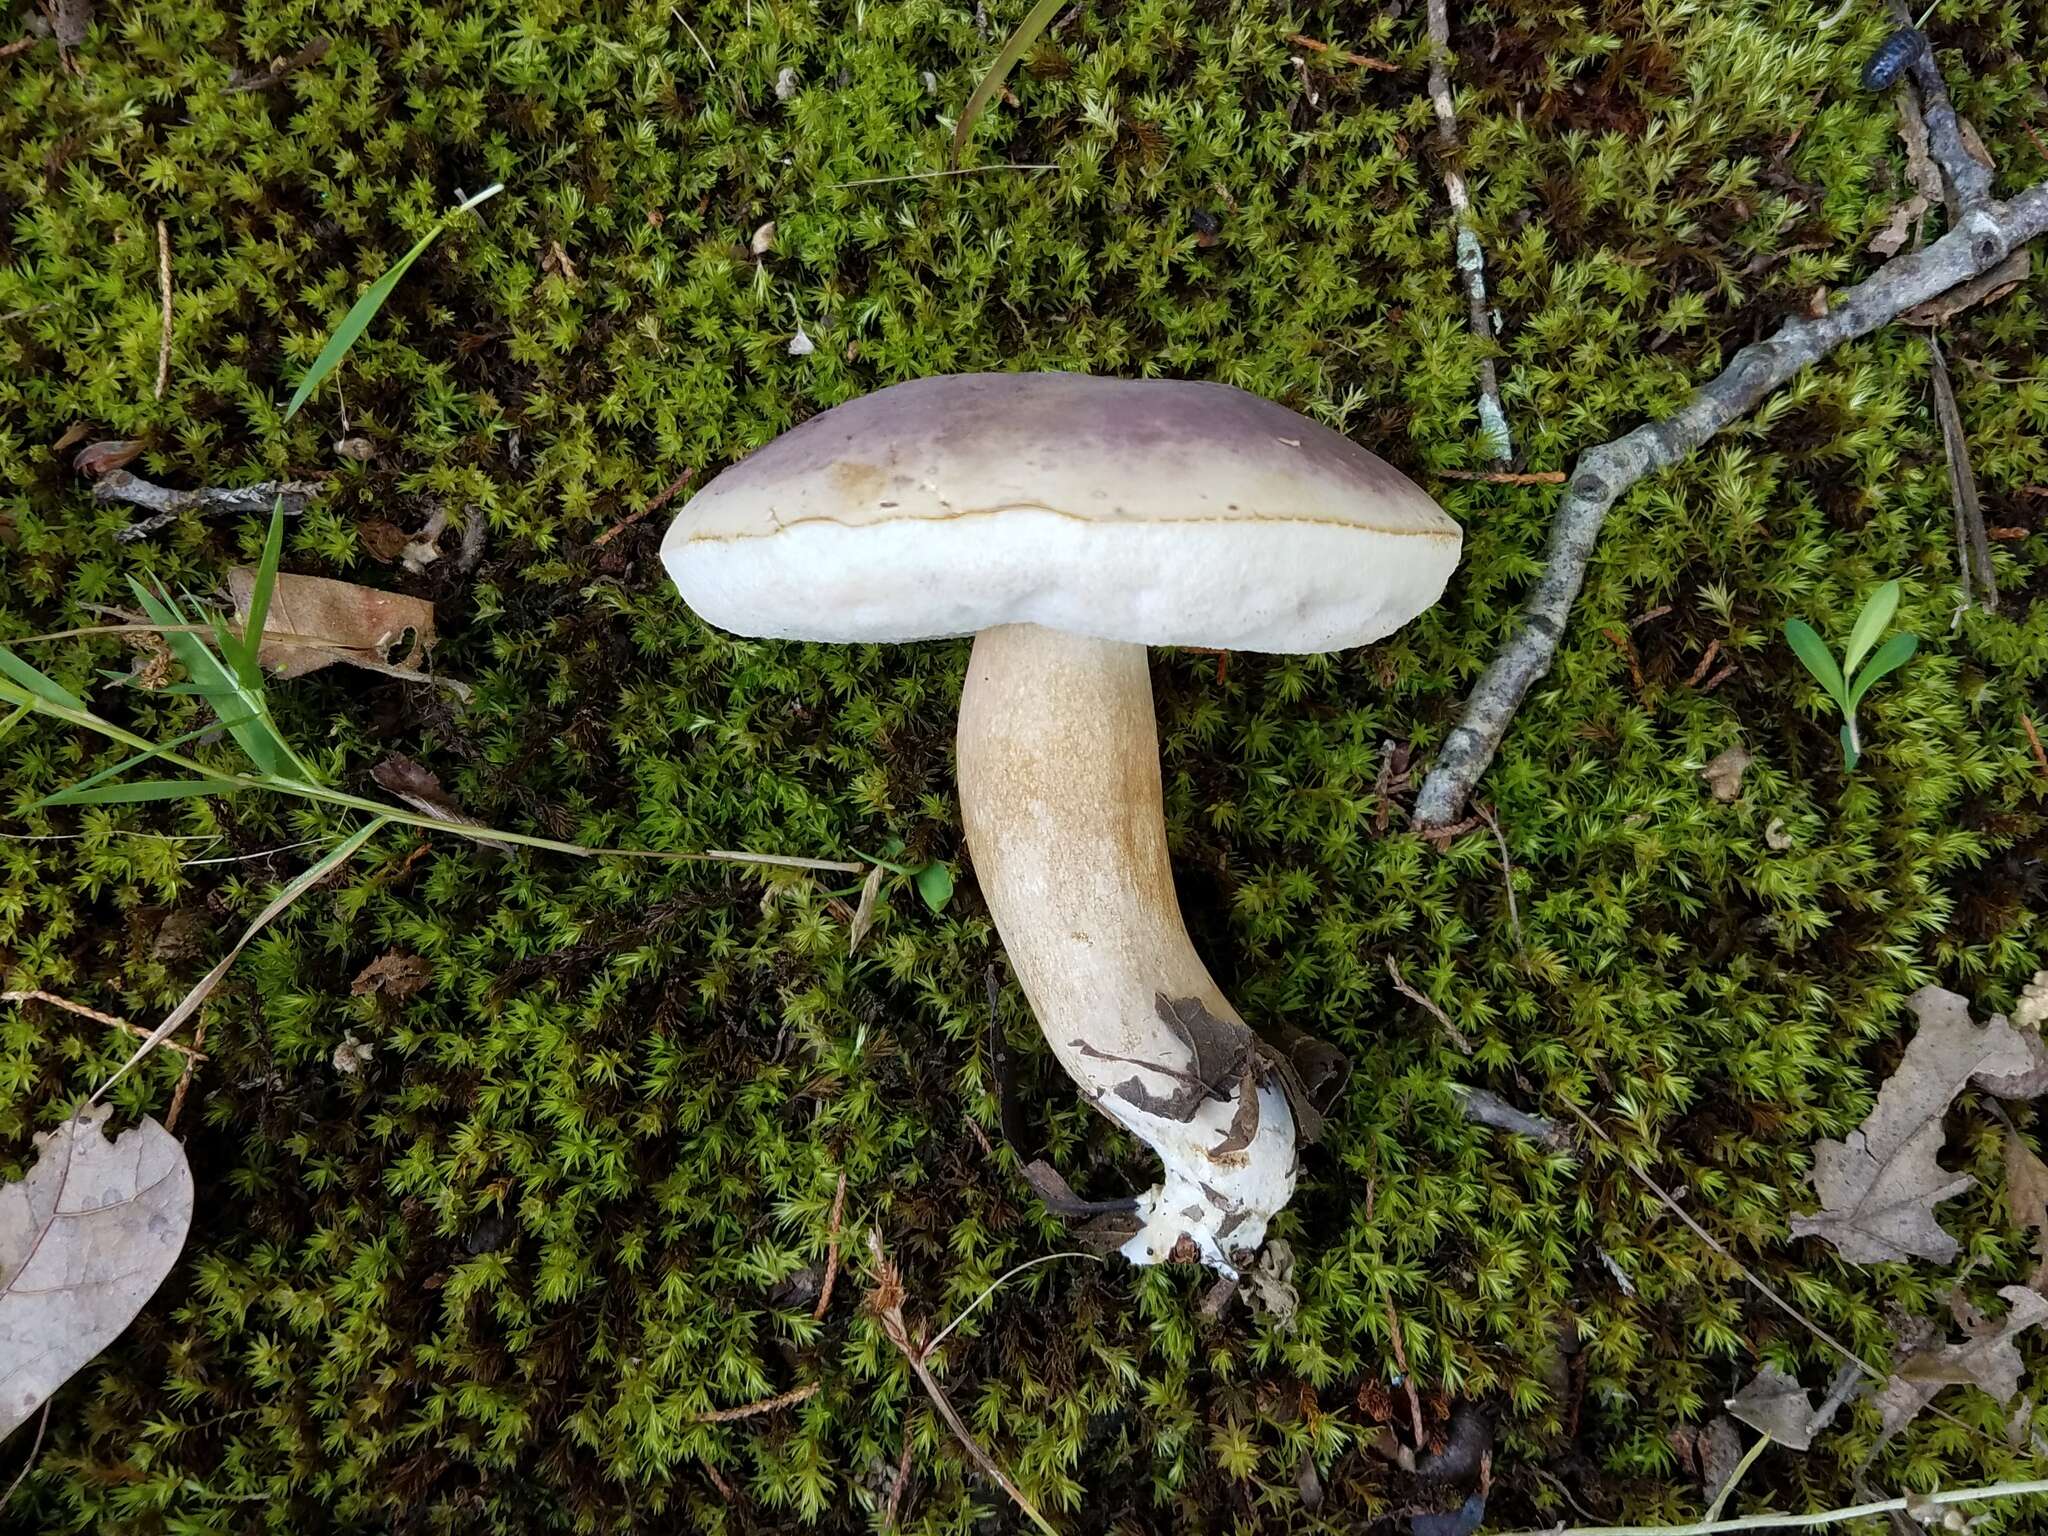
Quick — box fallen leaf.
[1702,746,1753,802]
[1244,1238,1298,1328]
[2016,972,2048,1031]
[1727,1363,1819,1450]
[751,221,777,256]
[351,951,432,1000]
[1870,195,1929,258]
[227,568,436,679]
[541,240,578,283]
[1803,286,1829,319]
[1904,249,2031,327]
[1874,1285,2048,1441]
[1295,1448,1324,1511]
[369,755,511,851]
[1699,1415,1742,1498]
[51,422,90,454]
[333,436,375,462]
[332,1032,374,1075]
[1957,115,1995,171]
[847,863,884,954]
[0,1107,194,1437]
[358,519,411,561]
[2004,1129,2048,1285]
[73,439,145,477]
[1790,986,2038,1263]
[43,0,92,48]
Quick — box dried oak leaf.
[1727,1364,1820,1450]
[2004,1129,2048,1286]
[1874,1286,2048,1441]
[0,1107,193,1436]
[1790,986,2038,1263]
[226,569,435,680]
[351,951,432,1000]
[358,518,411,561]
[73,438,145,477]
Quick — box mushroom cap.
[662,372,1461,653]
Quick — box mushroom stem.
[958,623,1302,1274]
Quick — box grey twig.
[1885,2,1992,218]
[1426,0,1510,461]
[98,470,323,541]
[1451,1084,1567,1146]
[1413,178,2048,827]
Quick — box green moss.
[3,0,2047,1530]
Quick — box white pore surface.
[670,509,1459,653]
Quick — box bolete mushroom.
[663,373,1460,1274]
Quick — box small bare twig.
[1436,468,1564,484]
[1426,0,1511,461]
[164,1016,206,1133]
[692,1381,821,1423]
[813,1169,848,1321]
[154,220,173,400]
[1384,956,1473,1054]
[1286,33,1397,72]
[98,470,323,541]
[1927,332,1997,611]
[225,38,332,91]
[1885,2,1992,218]
[1452,1085,1567,1145]
[1472,802,1525,950]
[2023,713,2048,782]
[1384,1297,1428,1445]
[1413,177,2048,826]
[865,1230,1057,1536]
[1685,638,1723,687]
[882,1425,916,1531]
[1,990,207,1062]
[1490,1476,2048,1536]
[0,37,35,61]
[0,1402,50,1518]
[595,467,694,546]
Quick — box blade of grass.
[1782,619,1847,709]
[30,712,258,810]
[1841,579,1900,678]
[0,647,87,713]
[91,816,393,1102]
[283,184,504,420]
[126,578,310,782]
[950,0,1067,167]
[232,496,288,689]
[42,778,247,806]
[0,701,29,743]
[1846,631,1919,712]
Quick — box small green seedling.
[855,840,955,913]
[1783,580,1919,771]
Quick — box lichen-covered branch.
[1426,0,1510,460]
[97,470,323,541]
[1885,0,1992,217]
[1413,179,2048,828]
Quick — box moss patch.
[3,0,2048,1530]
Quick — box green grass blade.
[1783,619,1847,709]
[92,816,393,1102]
[42,777,247,806]
[1846,631,1919,712]
[1842,579,1901,678]
[1841,721,1861,773]
[0,646,87,713]
[283,184,504,420]
[233,496,289,689]
[28,713,258,810]
[950,0,1067,167]
[0,701,30,742]
[128,578,287,778]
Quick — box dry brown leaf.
[367,755,510,852]
[51,421,89,454]
[1874,1285,2048,1442]
[1698,1415,1742,1497]
[1869,195,1929,258]
[1790,986,2037,1264]
[1701,746,1753,803]
[2005,1130,2048,1286]
[1727,1364,1819,1450]
[351,951,433,1000]
[1904,249,2031,327]
[226,568,435,679]
[0,1107,193,1436]
[358,519,411,561]
[751,220,777,256]
[542,240,578,283]
[847,863,884,955]
[73,438,145,477]
[333,436,375,463]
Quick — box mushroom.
[662,373,1461,1274]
